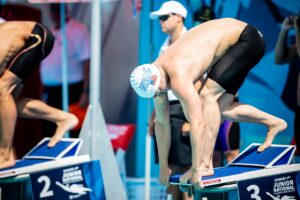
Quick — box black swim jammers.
[208,25,265,95]
[8,23,54,81]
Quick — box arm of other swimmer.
[154,92,171,167]
[275,27,298,64]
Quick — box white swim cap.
[130,64,161,98]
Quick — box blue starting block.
[0,138,104,200]
[169,144,300,200]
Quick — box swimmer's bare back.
[154,18,247,82]
[0,21,36,75]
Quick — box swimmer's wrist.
[159,159,169,167]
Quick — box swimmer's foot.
[258,119,287,152]
[202,161,214,177]
[179,162,214,189]
[48,113,79,147]
[0,147,16,169]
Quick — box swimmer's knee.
[0,87,10,100]
[201,88,223,104]
[0,72,21,98]
[200,86,208,99]
[0,83,13,99]
[218,93,235,112]
[200,81,225,102]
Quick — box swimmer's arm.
[173,80,206,169]
[153,92,171,167]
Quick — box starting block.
[169,144,300,200]
[0,138,106,200]
[0,138,88,179]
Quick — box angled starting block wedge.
[169,144,297,187]
[0,138,106,200]
[0,138,89,179]
[24,137,82,160]
[229,143,295,168]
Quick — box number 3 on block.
[247,184,261,200]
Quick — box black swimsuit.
[208,25,265,95]
[8,23,54,81]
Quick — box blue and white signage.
[238,171,300,200]
[30,160,105,200]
